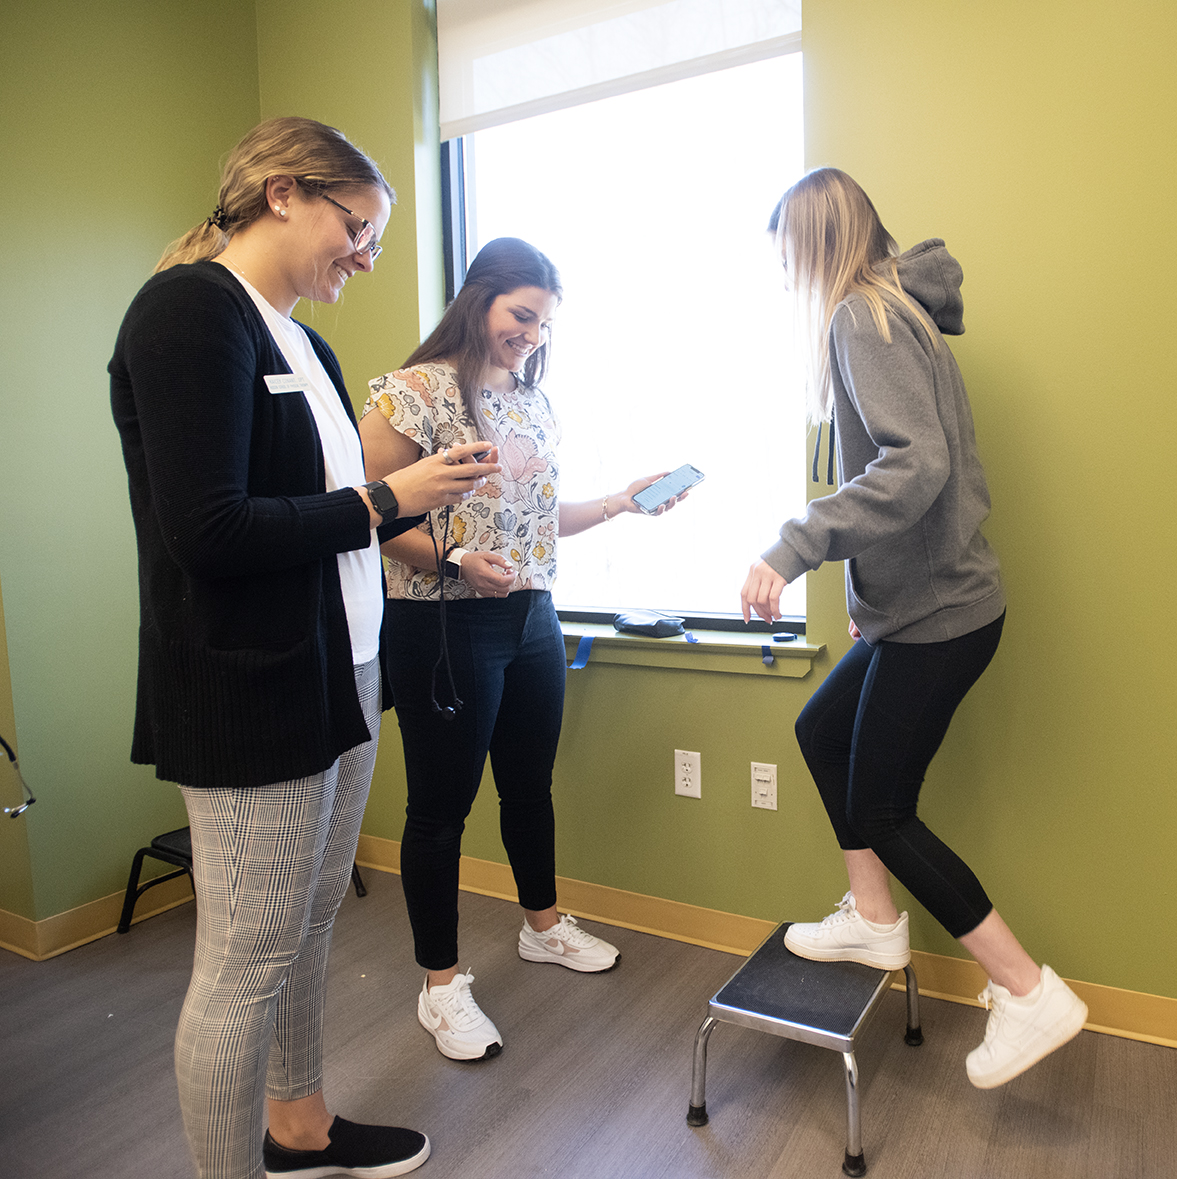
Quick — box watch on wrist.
[364,480,399,523]
[444,548,470,580]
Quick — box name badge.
[265,373,306,395]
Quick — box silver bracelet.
[602,495,611,522]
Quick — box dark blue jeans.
[794,612,1005,938]
[384,590,565,970]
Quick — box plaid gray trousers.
[175,658,380,1179]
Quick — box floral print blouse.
[363,361,561,601]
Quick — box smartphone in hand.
[632,463,704,515]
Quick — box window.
[453,44,807,622]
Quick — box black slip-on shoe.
[263,1115,430,1178]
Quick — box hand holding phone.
[441,441,496,466]
[632,463,704,515]
[449,442,499,485]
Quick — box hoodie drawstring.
[812,417,836,486]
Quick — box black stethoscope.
[1,732,36,818]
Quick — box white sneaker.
[517,914,620,972]
[783,891,911,970]
[966,964,1087,1089]
[417,971,502,1061]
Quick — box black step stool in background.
[117,826,194,933]
[117,826,369,933]
[687,922,923,1177]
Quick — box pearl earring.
[276,207,285,216]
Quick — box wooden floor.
[2,869,1174,1178]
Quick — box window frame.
[436,63,807,639]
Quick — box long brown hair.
[404,237,562,439]
[153,116,394,274]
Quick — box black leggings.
[384,591,566,971]
[794,612,1004,938]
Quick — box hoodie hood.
[880,238,965,336]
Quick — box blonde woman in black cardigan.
[110,117,498,1179]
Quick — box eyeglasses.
[1,733,35,819]
[322,194,382,261]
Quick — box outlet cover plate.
[751,761,777,810]
[675,749,701,798]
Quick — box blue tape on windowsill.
[568,633,594,670]
[559,622,824,679]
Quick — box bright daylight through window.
[464,51,806,621]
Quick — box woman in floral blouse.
[360,238,678,1063]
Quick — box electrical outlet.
[675,749,701,798]
[751,761,777,810]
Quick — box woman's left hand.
[456,550,517,598]
[559,474,688,537]
[611,472,688,517]
[740,559,789,624]
[383,443,501,517]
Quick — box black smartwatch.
[363,479,399,523]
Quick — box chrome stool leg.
[686,1016,718,1126]
[903,963,924,1045]
[841,1050,866,1176]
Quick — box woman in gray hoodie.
[741,168,1085,1089]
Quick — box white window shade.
[437,0,802,141]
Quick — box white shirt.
[224,267,383,663]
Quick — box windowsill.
[561,622,824,679]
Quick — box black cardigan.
[109,261,415,789]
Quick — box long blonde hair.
[775,167,937,422]
[153,116,394,274]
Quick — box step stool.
[117,826,194,934]
[687,922,923,1177]
[117,826,369,934]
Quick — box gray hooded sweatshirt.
[762,239,1005,645]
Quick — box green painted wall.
[3,0,1174,1007]
[363,0,1177,1001]
[0,0,440,925]
[0,0,261,921]
[254,0,443,398]
[799,0,1177,994]
[0,577,34,917]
